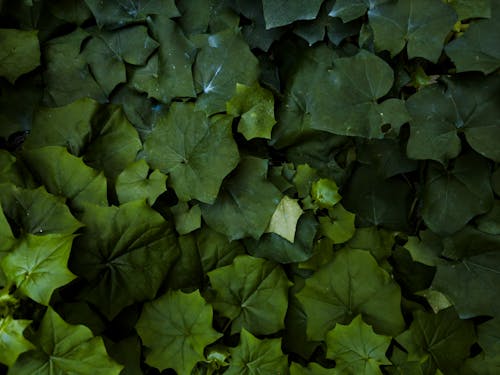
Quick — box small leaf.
[319,204,356,244]
[0,317,34,367]
[311,178,341,208]
[326,315,391,375]
[0,29,40,84]
[265,196,303,243]
[171,201,202,235]
[135,290,222,374]
[2,234,77,305]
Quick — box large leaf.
[311,50,409,138]
[406,76,500,163]
[200,156,282,240]
[135,290,222,374]
[396,308,475,374]
[296,248,405,341]
[0,203,15,286]
[326,315,391,375]
[207,255,290,335]
[224,329,288,375]
[329,0,386,22]
[10,307,123,374]
[445,2,500,74]
[369,0,457,62]
[261,0,323,28]
[22,146,108,209]
[144,103,239,204]
[2,234,76,305]
[193,28,259,115]
[0,317,34,367]
[0,29,40,84]
[69,200,179,319]
[421,153,493,235]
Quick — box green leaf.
[84,0,179,27]
[135,290,222,373]
[396,308,475,374]
[43,28,106,106]
[476,201,500,235]
[318,204,356,244]
[194,29,259,115]
[2,234,76,305]
[0,317,34,367]
[144,103,239,204]
[403,230,443,267]
[224,329,288,375]
[115,160,167,205]
[445,3,500,74]
[69,200,179,319]
[297,248,405,341]
[207,255,290,335]
[311,178,341,208]
[171,201,202,235]
[369,0,457,62]
[200,156,282,240]
[432,250,500,318]
[47,0,92,25]
[347,227,395,262]
[326,315,391,375]
[446,0,491,20]
[265,196,303,243]
[84,106,142,180]
[23,98,99,155]
[246,211,318,264]
[226,83,276,140]
[406,76,500,163]
[311,50,407,138]
[0,29,40,84]
[290,362,337,374]
[10,307,123,375]
[329,0,377,22]
[422,153,493,235]
[0,184,83,236]
[262,0,323,28]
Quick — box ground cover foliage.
[0,0,499,373]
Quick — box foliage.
[0,0,499,374]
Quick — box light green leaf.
[135,290,222,374]
[311,50,406,138]
[10,307,123,375]
[22,146,108,209]
[262,0,323,28]
[225,329,288,375]
[404,230,443,267]
[296,248,405,340]
[194,29,259,115]
[265,196,303,243]
[319,204,356,244]
[0,29,40,84]
[290,362,337,374]
[369,0,457,62]
[84,0,179,27]
[0,184,83,236]
[2,234,76,305]
[69,200,179,319]
[406,76,500,163]
[422,153,493,235]
[0,317,34,367]
[0,203,14,286]
[396,308,475,374]
[144,103,239,204]
[311,178,341,208]
[446,0,491,20]
[227,83,276,140]
[445,3,500,74]
[115,159,167,205]
[23,98,99,155]
[208,255,290,335]
[326,315,391,375]
[171,201,201,235]
[43,28,106,106]
[201,157,282,240]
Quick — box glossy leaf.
[0,317,34,367]
[135,290,222,373]
[262,0,323,28]
[296,248,405,341]
[208,255,290,335]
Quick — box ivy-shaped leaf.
[265,195,303,243]
[135,290,222,374]
[2,234,77,305]
[10,307,123,374]
[326,315,391,375]
[207,255,290,335]
[296,248,405,340]
[224,329,288,375]
[0,316,34,367]
[144,103,239,204]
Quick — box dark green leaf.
[262,0,323,28]
[0,29,40,84]
[446,0,491,20]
